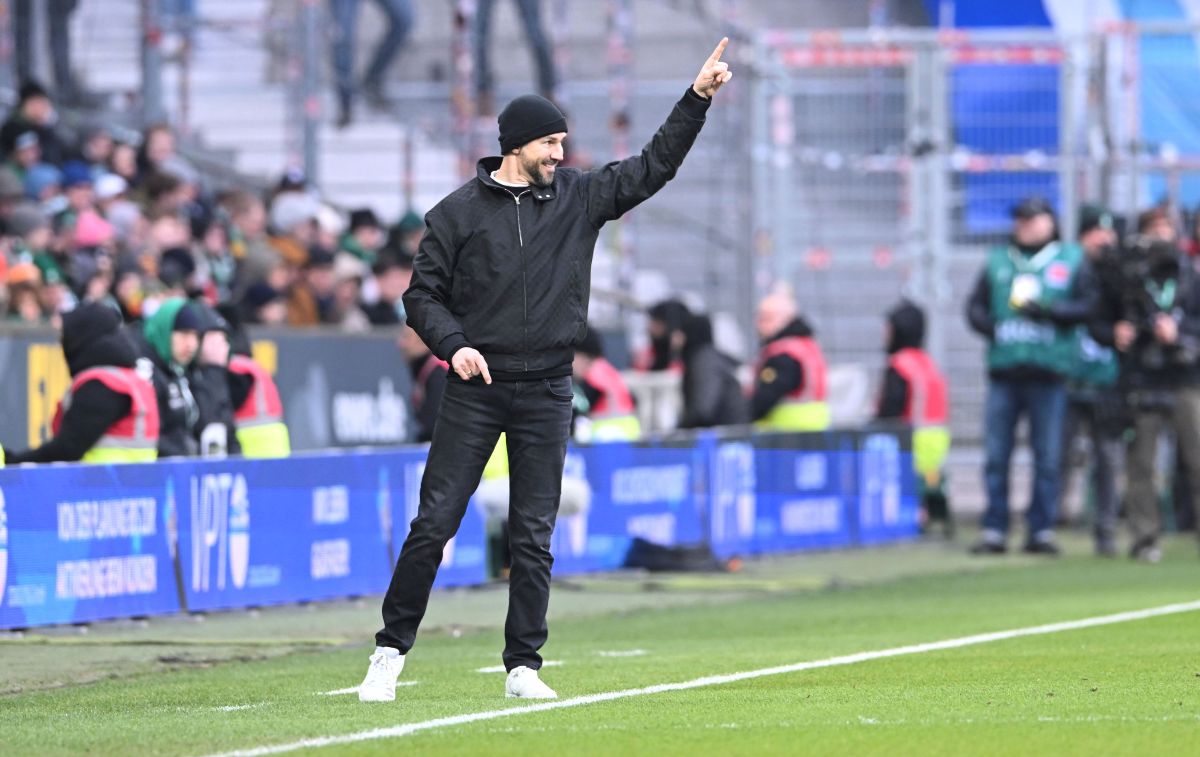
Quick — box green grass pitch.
[2,534,1198,756]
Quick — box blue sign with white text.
[0,463,180,628]
[177,454,395,612]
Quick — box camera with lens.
[1095,234,1200,372]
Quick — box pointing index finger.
[707,37,729,66]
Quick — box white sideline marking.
[316,683,418,697]
[597,649,647,658]
[204,599,1200,757]
[475,660,563,674]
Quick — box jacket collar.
[476,157,556,201]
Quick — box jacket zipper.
[508,189,532,370]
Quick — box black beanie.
[498,95,567,154]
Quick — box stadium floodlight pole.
[139,0,166,126]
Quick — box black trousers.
[376,373,573,671]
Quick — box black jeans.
[376,373,573,671]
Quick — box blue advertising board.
[0,463,181,628]
[854,431,921,544]
[390,447,488,590]
[177,453,397,612]
[0,429,917,629]
[710,433,858,558]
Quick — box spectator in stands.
[74,125,115,178]
[399,322,447,443]
[0,168,27,232]
[341,208,385,264]
[0,82,67,166]
[6,201,52,264]
[189,302,241,458]
[4,262,45,324]
[638,298,690,372]
[387,209,425,257]
[24,162,62,207]
[268,190,320,268]
[876,299,952,533]
[474,0,557,115]
[330,253,372,332]
[242,281,288,326]
[13,2,85,105]
[678,312,747,430]
[362,251,411,325]
[137,124,199,187]
[329,0,415,127]
[130,298,201,457]
[287,247,337,326]
[53,162,99,241]
[142,171,192,219]
[6,302,159,464]
[107,142,139,186]
[750,290,829,432]
[572,327,641,441]
[966,197,1091,556]
[1091,232,1200,562]
[4,131,44,185]
[1058,205,1124,555]
[220,190,275,298]
[192,211,236,305]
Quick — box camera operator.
[1091,232,1200,562]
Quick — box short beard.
[520,154,556,189]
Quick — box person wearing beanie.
[876,299,952,535]
[0,79,68,164]
[187,301,243,458]
[129,297,202,457]
[359,38,732,704]
[6,303,159,465]
[340,207,385,264]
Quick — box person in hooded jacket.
[188,302,242,457]
[751,290,830,431]
[636,299,690,372]
[6,302,159,464]
[876,299,952,533]
[130,297,202,458]
[678,312,748,429]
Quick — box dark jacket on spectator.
[7,304,137,463]
[679,314,748,429]
[189,303,242,457]
[130,299,200,458]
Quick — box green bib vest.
[986,242,1083,376]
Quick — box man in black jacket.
[7,303,155,464]
[359,39,733,703]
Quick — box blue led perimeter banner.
[0,429,917,629]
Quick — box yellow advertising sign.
[27,344,69,447]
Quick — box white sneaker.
[358,647,405,702]
[505,665,558,699]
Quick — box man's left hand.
[693,37,732,99]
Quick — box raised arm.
[585,38,732,226]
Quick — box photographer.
[1091,233,1200,562]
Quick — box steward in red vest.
[751,292,829,431]
[227,352,291,457]
[876,299,952,532]
[7,303,160,464]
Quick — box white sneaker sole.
[358,691,396,703]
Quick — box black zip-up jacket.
[403,88,711,380]
[751,317,817,422]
